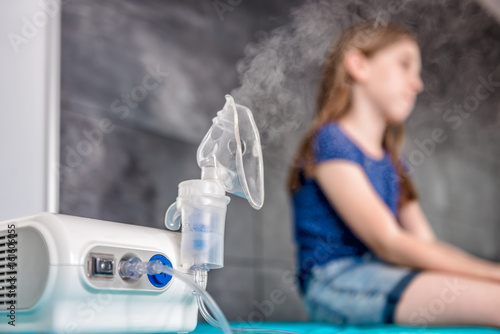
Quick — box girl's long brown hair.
[287,20,418,213]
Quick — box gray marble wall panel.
[60,111,200,228]
[60,0,500,322]
[61,0,301,145]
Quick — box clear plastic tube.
[119,259,299,334]
[195,293,298,334]
[120,258,232,334]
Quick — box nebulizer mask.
[163,94,268,333]
[165,94,264,280]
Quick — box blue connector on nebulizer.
[119,254,173,287]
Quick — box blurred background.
[1,0,500,322]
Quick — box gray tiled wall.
[60,0,500,322]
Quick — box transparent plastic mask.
[197,95,264,210]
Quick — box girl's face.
[363,38,424,124]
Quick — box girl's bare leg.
[394,271,500,327]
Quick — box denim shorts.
[303,252,421,325]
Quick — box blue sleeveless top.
[292,122,402,292]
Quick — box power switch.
[89,253,115,279]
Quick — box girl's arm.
[315,160,500,283]
[397,200,436,242]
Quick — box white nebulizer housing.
[165,94,264,286]
[0,213,198,333]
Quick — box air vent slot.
[0,231,15,310]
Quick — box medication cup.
[166,179,230,270]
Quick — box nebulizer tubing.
[194,290,298,334]
[120,258,232,334]
[119,259,299,334]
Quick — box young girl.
[288,20,500,327]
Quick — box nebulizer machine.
[0,95,296,333]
